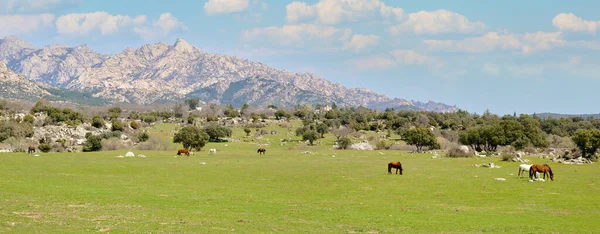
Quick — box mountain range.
[0,36,457,112]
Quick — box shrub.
[244,128,251,136]
[101,138,131,151]
[138,132,149,142]
[101,131,122,139]
[501,153,513,161]
[337,137,352,150]
[38,143,52,153]
[389,142,417,151]
[130,120,140,130]
[111,120,124,132]
[447,147,473,158]
[375,140,391,150]
[23,115,34,124]
[83,135,103,152]
[136,137,170,151]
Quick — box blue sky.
[1,0,600,115]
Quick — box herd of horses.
[389,161,554,181]
[175,148,266,156]
[175,148,552,181]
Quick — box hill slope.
[0,36,457,112]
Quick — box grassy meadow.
[0,123,599,233]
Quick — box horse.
[388,161,403,175]
[257,148,266,155]
[530,164,554,181]
[518,164,539,178]
[208,148,217,155]
[27,146,36,154]
[177,149,191,156]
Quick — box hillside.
[0,36,457,112]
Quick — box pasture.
[1,147,599,233]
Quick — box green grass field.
[1,124,599,233]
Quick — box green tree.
[138,132,149,142]
[572,129,600,160]
[173,126,210,151]
[244,128,252,136]
[401,127,438,152]
[83,135,103,152]
[337,137,352,149]
[274,109,291,120]
[316,122,329,138]
[108,107,122,119]
[302,130,319,146]
[203,124,232,141]
[185,98,200,110]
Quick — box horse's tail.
[399,163,403,175]
[529,166,533,179]
[388,163,392,174]
[518,167,521,177]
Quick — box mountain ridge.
[0,36,458,112]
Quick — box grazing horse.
[518,164,539,178]
[257,148,266,155]
[388,161,403,175]
[27,146,36,154]
[208,148,217,155]
[530,164,554,181]
[177,149,191,156]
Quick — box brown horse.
[257,148,266,155]
[530,164,554,181]
[28,146,36,154]
[177,149,191,156]
[388,161,403,175]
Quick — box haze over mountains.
[0,36,457,112]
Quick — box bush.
[244,128,251,136]
[447,147,473,158]
[83,135,103,152]
[501,153,513,161]
[130,120,140,130]
[111,120,124,132]
[138,132,149,142]
[38,143,52,153]
[23,115,34,124]
[101,138,131,151]
[375,140,391,150]
[337,137,352,150]
[136,137,170,151]
[101,131,122,139]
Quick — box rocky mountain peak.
[0,60,7,70]
[173,38,195,53]
[1,35,35,49]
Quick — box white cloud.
[0,14,55,36]
[348,49,438,70]
[347,56,395,70]
[56,12,147,36]
[387,10,485,35]
[391,49,437,65]
[241,24,352,50]
[552,13,599,33]
[0,0,80,13]
[482,63,500,76]
[134,13,187,40]
[424,31,565,55]
[285,0,403,25]
[344,34,379,51]
[204,0,249,15]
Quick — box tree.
[91,116,104,128]
[83,135,103,152]
[186,98,200,110]
[274,109,290,120]
[203,124,232,141]
[244,128,252,136]
[402,127,438,153]
[337,137,352,149]
[108,107,122,120]
[138,132,149,142]
[316,122,329,138]
[129,120,140,129]
[331,126,352,141]
[303,130,319,146]
[173,126,210,151]
[572,129,600,160]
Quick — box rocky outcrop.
[0,36,458,112]
[0,60,52,101]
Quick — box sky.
[1,0,599,115]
